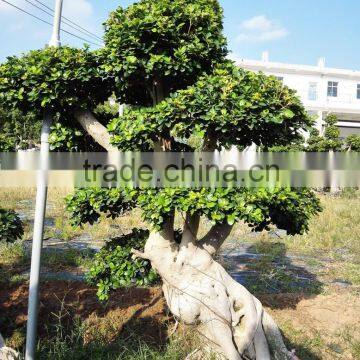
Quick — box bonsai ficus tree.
[0,0,322,358]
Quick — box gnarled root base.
[132,225,297,360]
[0,333,19,360]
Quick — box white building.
[237,52,360,138]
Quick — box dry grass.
[226,192,360,261]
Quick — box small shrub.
[345,134,360,152]
[0,209,24,243]
[0,134,16,151]
[86,228,158,301]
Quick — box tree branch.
[180,213,200,247]
[202,127,218,152]
[74,110,118,152]
[198,223,234,256]
[131,249,151,260]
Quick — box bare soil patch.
[0,281,170,346]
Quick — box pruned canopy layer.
[66,187,321,235]
[103,0,227,105]
[0,47,113,117]
[108,64,312,151]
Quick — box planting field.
[0,188,359,359]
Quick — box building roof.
[237,57,360,80]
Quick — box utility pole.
[49,0,63,47]
[25,1,63,359]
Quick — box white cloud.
[241,15,273,32]
[237,15,289,43]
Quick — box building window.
[276,76,284,83]
[327,81,338,97]
[308,82,317,101]
[357,84,360,99]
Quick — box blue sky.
[0,0,359,70]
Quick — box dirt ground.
[0,281,171,347]
[261,288,360,359]
[1,281,359,359]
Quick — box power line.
[23,0,103,42]
[0,0,102,46]
[31,0,103,41]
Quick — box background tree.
[0,107,41,151]
[0,0,322,358]
[345,134,360,152]
[306,113,343,152]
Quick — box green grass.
[0,240,27,266]
[243,241,323,294]
[337,326,360,360]
[42,248,94,271]
[0,241,28,287]
[36,316,201,360]
[0,240,95,288]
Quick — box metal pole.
[49,0,63,47]
[24,114,51,360]
[25,1,63,359]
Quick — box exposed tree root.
[132,215,297,360]
[0,333,19,360]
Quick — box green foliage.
[49,122,103,152]
[66,187,321,235]
[136,187,321,234]
[65,188,135,227]
[0,134,16,151]
[86,229,158,300]
[0,209,24,243]
[0,107,41,150]
[306,114,343,151]
[260,188,322,235]
[49,123,84,152]
[109,64,312,150]
[0,46,113,117]
[306,128,323,152]
[103,0,227,105]
[266,136,306,152]
[93,101,120,125]
[345,134,360,152]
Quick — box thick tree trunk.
[74,110,119,152]
[132,215,295,360]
